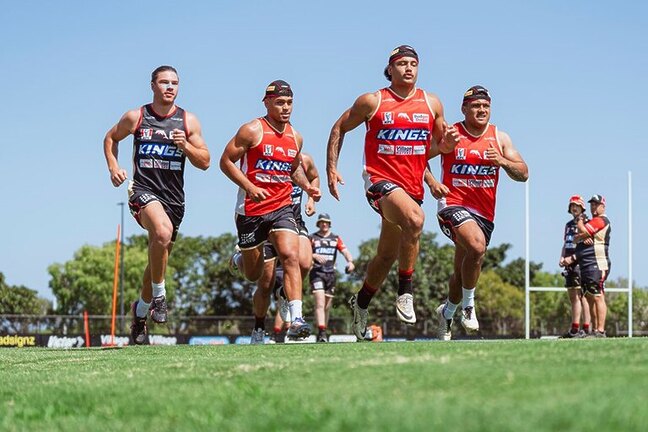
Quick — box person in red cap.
[558,195,591,337]
[427,85,529,341]
[563,194,611,337]
[220,80,321,341]
[326,45,459,341]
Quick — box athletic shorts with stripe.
[309,271,336,297]
[366,180,422,216]
[437,205,495,246]
[128,188,183,242]
[235,205,299,250]
[580,263,609,296]
[562,264,581,289]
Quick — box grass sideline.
[1,339,646,431]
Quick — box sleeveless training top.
[132,104,187,207]
[310,232,346,274]
[363,88,434,201]
[439,122,501,222]
[235,118,299,216]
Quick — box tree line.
[1,232,646,336]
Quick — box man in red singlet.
[220,80,321,340]
[327,45,459,341]
[427,85,529,340]
[104,65,210,345]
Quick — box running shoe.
[460,306,479,333]
[317,329,328,343]
[130,301,148,345]
[436,303,452,341]
[287,317,311,340]
[348,294,368,341]
[149,295,168,323]
[228,246,242,277]
[396,293,416,324]
[250,328,265,345]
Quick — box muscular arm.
[489,130,529,182]
[291,132,321,201]
[424,165,449,199]
[179,112,210,170]
[326,92,378,200]
[219,120,268,202]
[302,153,320,216]
[426,92,458,156]
[103,109,139,187]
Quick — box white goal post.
[524,172,633,339]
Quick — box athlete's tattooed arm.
[486,130,529,182]
[326,92,378,200]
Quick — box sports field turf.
[1,338,646,432]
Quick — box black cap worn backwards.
[462,85,491,104]
[384,45,419,81]
[263,80,293,100]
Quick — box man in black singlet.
[103,65,210,345]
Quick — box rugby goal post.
[524,172,633,339]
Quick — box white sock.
[289,300,303,320]
[443,300,459,320]
[136,297,150,318]
[152,280,166,298]
[462,287,475,309]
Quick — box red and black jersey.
[575,215,611,270]
[309,232,347,274]
[563,218,587,256]
[438,122,501,222]
[132,104,187,207]
[363,88,434,201]
[235,118,299,216]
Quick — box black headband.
[384,45,419,81]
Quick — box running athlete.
[220,80,320,341]
[103,65,210,345]
[430,85,528,341]
[562,195,611,338]
[309,213,354,342]
[248,153,319,344]
[326,45,458,341]
[558,195,591,338]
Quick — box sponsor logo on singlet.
[413,113,429,123]
[263,145,274,156]
[450,164,498,176]
[378,144,395,155]
[456,148,466,160]
[138,143,183,158]
[382,112,394,125]
[376,128,430,141]
[254,159,292,171]
[140,128,153,140]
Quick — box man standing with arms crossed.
[563,195,611,338]
[220,80,320,340]
[327,45,458,340]
[429,85,529,340]
[103,65,210,344]
[559,195,591,337]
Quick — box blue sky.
[1,1,646,301]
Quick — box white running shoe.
[228,246,242,277]
[278,296,291,323]
[436,303,452,341]
[460,306,479,333]
[396,293,416,324]
[348,294,368,341]
[250,328,265,345]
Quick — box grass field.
[1,338,646,432]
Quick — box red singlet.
[363,88,434,201]
[439,122,501,221]
[235,118,299,216]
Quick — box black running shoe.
[317,330,328,343]
[130,301,148,345]
[149,295,168,323]
[560,329,580,339]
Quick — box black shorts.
[273,266,285,300]
[366,180,422,216]
[128,188,183,242]
[309,271,336,296]
[295,215,309,237]
[437,206,495,246]
[263,220,308,260]
[562,264,581,288]
[235,205,299,250]
[580,264,609,296]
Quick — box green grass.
[1,339,647,431]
